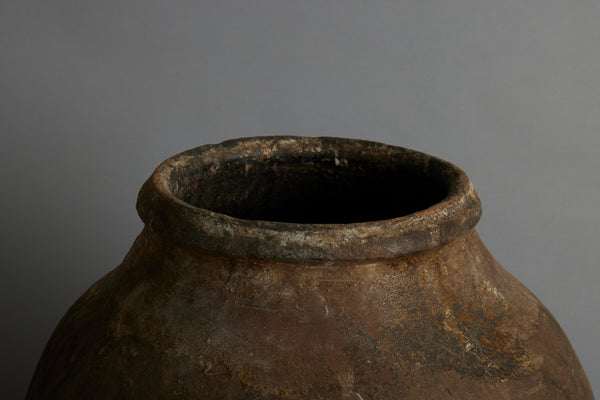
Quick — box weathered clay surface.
[27,137,593,399]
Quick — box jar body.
[27,226,593,399]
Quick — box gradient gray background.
[2,1,598,398]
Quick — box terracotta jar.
[27,137,593,399]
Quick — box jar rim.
[136,136,481,260]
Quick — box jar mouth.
[137,136,481,260]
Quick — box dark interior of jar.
[171,150,453,224]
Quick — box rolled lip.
[136,136,482,261]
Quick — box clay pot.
[27,137,593,399]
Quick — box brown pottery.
[27,136,594,399]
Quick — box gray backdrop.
[1,1,598,398]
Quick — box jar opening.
[137,137,481,260]
[170,148,451,224]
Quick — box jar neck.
[136,136,482,261]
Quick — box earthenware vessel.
[27,137,594,399]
